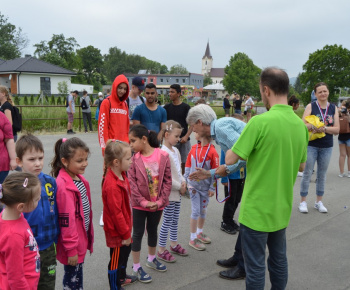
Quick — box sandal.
[170,244,189,256]
[157,249,176,263]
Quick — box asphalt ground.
[32,132,349,290]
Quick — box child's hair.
[0,85,14,105]
[50,137,90,177]
[288,95,299,107]
[0,172,40,207]
[16,134,44,160]
[129,124,159,148]
[161,120,182,141]
[232,113,244,121]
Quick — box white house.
[0,56,76,95]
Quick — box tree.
[299,44,350,105]
[77,45,103,84]
[223,52,261,97]
[0,13,29,59]
[293,73,304,95]
[169,64,188,74]
[203,73,213,87]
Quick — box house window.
[160,78,163,82]
[166,79,169,83]
[176,79,179,83]
[182,79,185,83]
[40,77,51,95]
[150,78,154,83]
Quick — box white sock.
[196,228,203,235]
[190,233,197,241]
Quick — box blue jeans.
[235,109,242,115]
[241,224,287,290]
[300,146,333,197]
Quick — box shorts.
[67,112,74,123]
[224,108,230,115]
[339,139,350,146]
[175,140,192,164]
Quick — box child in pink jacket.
[50,137,94,289]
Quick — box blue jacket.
[220,149,246,183]
[24,172,59,251]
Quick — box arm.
[181,125,193,143]
[4,138,17,170]
[299,162,306,172]
[158,122,166,141]
[98,99,111,153]
[69,98,74,114]
[302,104,313,130]
[4,109,13,124]
[156,155,172,209]
[325,107,340,135]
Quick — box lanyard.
[195,143,211,168]
[215,177,231,203]
[316,101,329,124]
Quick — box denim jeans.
[82,112,93,132]
[300,146,333,197]
[241,224,288,290]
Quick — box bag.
[81,98,88,109]
[305,115,326,141]
[339,117,350,134]
[126,96,144,108]
[223,101,225,109]
[65,95,69,107]
[12,106,22,133]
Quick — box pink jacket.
[128,148,172,210]
[55,168,94,264]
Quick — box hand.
[9,159,17,170]
[122,238,131,246]
[149,203,158,211]
[215,165,228,177]
[180,182,186,195]
[146,202,154,209]
[188,168,211,180]
[68,255,78,266]
[180,136,188,143]
[222,182,228,186]
[208,191,214,197]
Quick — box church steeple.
[203,41,212,59]
[202,40,213,75]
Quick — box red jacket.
[128,148,172,211]
[98,74,130,154]
[102,169,132,248]
[55,168,94,265]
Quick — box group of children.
[0,119,225,289]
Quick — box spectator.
[66,90,79,134]
[80,90,93,133]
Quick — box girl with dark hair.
[288,95,300,111]
[50,137,94,289]
[299,82,339,213]
[128,124,171,283]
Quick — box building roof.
[209,68,225,78]
[0,56,76,75]
[203,41,212,59]
[203,83,225,90]
[124,73,200,77]
[0,59,5,65]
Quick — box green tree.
[0,13,29,59]
[57,81,69,96]
[169,64,188,74]
[299,44,350,105]
[293,73,304,95]
[203,73,213,87]
[77,45,103,84]
[223,52,261,96]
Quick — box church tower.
[202,41,213,75]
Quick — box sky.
[2,0,350,78]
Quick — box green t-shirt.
[232,104,308,232]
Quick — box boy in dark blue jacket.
[16,134,59,290]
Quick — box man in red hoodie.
[98,75,130,154]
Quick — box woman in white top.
[244,93,254,122]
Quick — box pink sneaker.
[157,249,176,263]
[170,244,188,256]
[197,232,211,244]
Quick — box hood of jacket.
[110,74,129,103]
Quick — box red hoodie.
[98,75,130,154]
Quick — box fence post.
[78,106,81,132]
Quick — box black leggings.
[131,209,163,252]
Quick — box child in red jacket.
[102,139,137,289]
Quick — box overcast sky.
[2,0,350,78]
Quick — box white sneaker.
[314,201,328,213]
[298,201,308,213]
[338,173,346,177]
[347,172,350,178]
[99,211,104,227]
[297,172,303,177]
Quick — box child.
[184,132,219,251]
[102,140,137,289]
[50,137,94,289]
[128,125,172,283]
[16,134,60,289]
[0,172,41,289]
[157,120,188,263]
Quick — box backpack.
[126,96,144,108]
[339,117,350,134]
[81,97,88,109]
[65,95,69,107]
[12,106,22,133]
[223,100,225,109]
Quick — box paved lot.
[33,132,350,290]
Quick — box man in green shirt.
[226,67,308,290]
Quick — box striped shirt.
[73,180,90,232]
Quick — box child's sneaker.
[189,239,206,251]
[170,244,188,256]
[157,250,176,263]
[314,201,328,213]
[146,258,167,272]
[132,267,152,283]
[197,232,211,244]
[338,173,346,177]
[298,201,308,213]
[121,274,137,286]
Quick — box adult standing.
[299,82,339,213]
[0,86,18,141]
[132,83,167,141]
[80,90,93,133]
[226,67,309,289]
[223,94,231,117]
[338,107,350,177]
[244,93,254,122]
[127,77,146,126]
[94,92,104,120]
[66,90,78,134]
[163,84,192,174]
[233,94,242,115]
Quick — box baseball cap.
[132,77,145,90]
[98,92,103,96]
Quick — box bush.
[23,95,28,105]
[57,96,62,105]
[30,95,35,105]
[45,95,49,103]
[50,95,55,105]
[13,95,19,105]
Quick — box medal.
[215,177,231,203]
